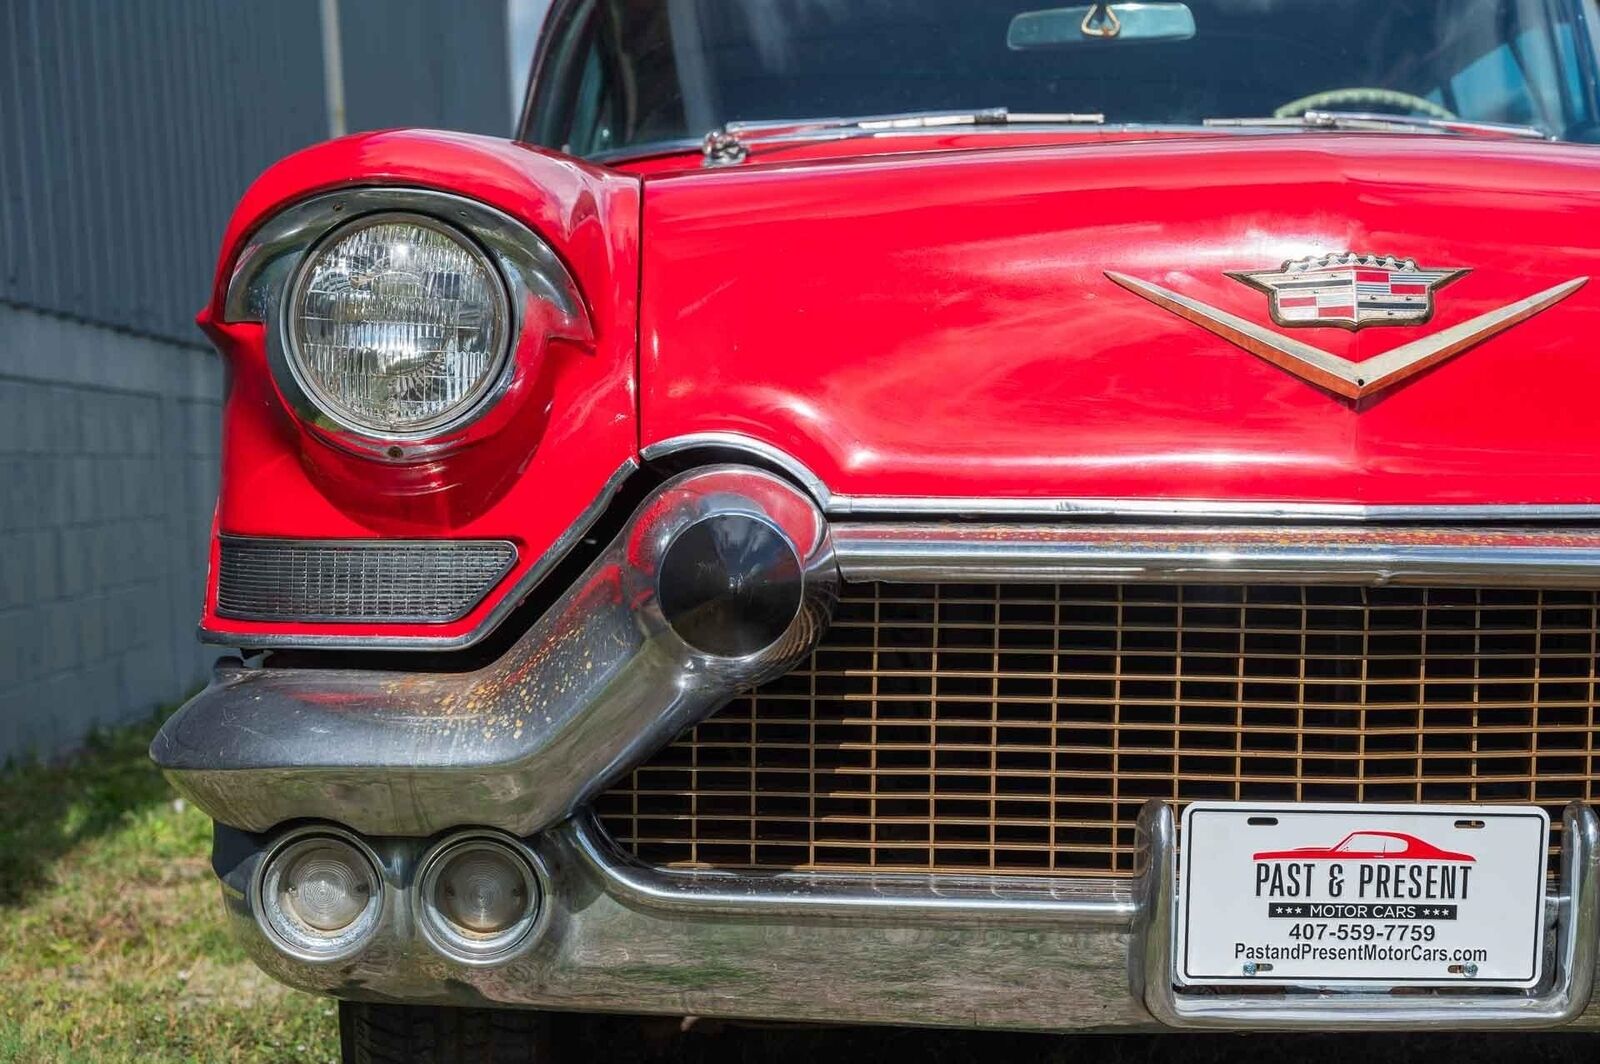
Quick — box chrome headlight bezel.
[281,211,514,443]
[224,187,592,462]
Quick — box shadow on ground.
[573,1018,1600,1063]
[0,709,178,908]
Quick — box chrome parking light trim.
[163,465,837,836]
[1133,801,1600,1028]
[200,456,637,651]
[413,831,552,967]
[833,523,1600,588]
[250,824,389,965]
[218,815,1146,1028]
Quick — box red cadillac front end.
[152,0,1600,1057]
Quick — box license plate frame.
[1175,803,1549,990]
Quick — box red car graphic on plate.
[1253,831,1474,862]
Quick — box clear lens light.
[289,216,508,436]
[281,842,373,932]
[436,849,529,934]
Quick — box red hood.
[637,134,1600,507]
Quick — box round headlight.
[285,213,510,439]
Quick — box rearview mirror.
[1007,3,1197,48]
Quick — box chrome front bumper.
[212,802,1600,1032]
[155,463,1600,1030]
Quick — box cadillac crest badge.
[1228,253,1466,330]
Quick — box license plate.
[1175,803,1549,989]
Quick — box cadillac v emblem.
[1105,255,1587,400]
[1229,253,1465,330]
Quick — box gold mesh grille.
[597,582,1600,878]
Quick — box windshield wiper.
[703,107,1105,165]
[1204,109,1551,141]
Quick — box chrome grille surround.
[600,579,1600,878]
[216,535,516,624]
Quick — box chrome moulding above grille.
[642,431,1600,522]
[832,524,1600,587]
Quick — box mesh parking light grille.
[216,536,516,624]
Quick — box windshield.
[527,0,1600,156]
[1335,834,1396,853]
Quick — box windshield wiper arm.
[1204,109,1551,140]
[703,107,1105,164]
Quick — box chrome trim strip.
[569,813,1136,926]
[200,457,637,651]
[1134,801,1600,1028]
[163,466,837,836]
[216,802,1600,1031]
[833,524,1600,587]
[641,432,835,508]
[642,433,1600,521]
[578,120,1572,168]
[835,496,1600,521]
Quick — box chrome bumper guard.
[212,800,1600,1032]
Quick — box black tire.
[339,1002,554,1064]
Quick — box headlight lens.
[286,214,510,438]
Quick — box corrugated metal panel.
[0,0,512,346]
[341,0,511,136]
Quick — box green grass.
[0,712,338,1063]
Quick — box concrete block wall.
[0,305,222,761]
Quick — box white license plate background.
[1176,803,1549,988]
